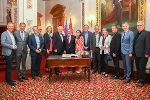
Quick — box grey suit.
[13,30,29,79]
[90,32,102,73]
[1,30,16,83]
[1,31,15,56]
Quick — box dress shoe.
[22,77,28,80]
[123,80,130,84]
[18,78,24,82]
[11,80,16,83]
[136,83,144,87]
[104,74,108,78]
[110,76,119,79]
[7,82,16,86]
[120,76,126,80]
[37,74,42,78]
[92,70,97,74]
[32,76,36,79]
[58,70,62,73]
[134,80,140,83]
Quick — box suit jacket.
[133,30,150,57]
[63,35,76,54]
[110,32,121,55]
[90,32,101,51]
[28,34,44,56]
[1,30,16,56]
[13,30,28,54]
[99,35,112,54]
[82,31,92,51]
[43,32,53,51]
[52,32,64,54]
[121,30,134,55]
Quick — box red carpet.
[0,55,150,99]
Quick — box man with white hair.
[52,26,64,75]
[133,21,150,87]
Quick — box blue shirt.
[34,34,40,49]
[85,32,88,46]
[20,31,24,40]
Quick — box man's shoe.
[45,68,49,73]
[92,70,97,74]
[11,80,16,83]
[22,77,28,80]
[37,74,42,78]
[110,76,119,79]
[7,82,16,86]
[136,83,144,87]
[32,76,36,80]
[18,78,24,82]
[120,76,126,80]
[123,80,130,84]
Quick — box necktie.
[122,32,125,40]
[68,36,70,43]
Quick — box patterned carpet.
[0,71,150,100]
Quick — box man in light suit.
[1,22,17,86]
[120,22,134,84]
[133,21,150,87]
[13,22,29,82]
[28,26,44,79]
[64,29,76,73]
[90,25,102,74]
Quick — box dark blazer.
[43,32,53,51]
[82,31,92,51]
[63,35,76,54]
[28,34,44,56]
[52,32,64,54]
[110,32,121,55]
[90,32,101,51]
[133,30,150,57]
[13,30,29,54]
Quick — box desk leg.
[88,66,90,82]
[84,67,86,77]
[49,67,52,83]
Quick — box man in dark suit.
[113,0,122,27]
[133,21,150,87]
[90,25,101,74]
[1,22,17,86]
[28,26,44,79]
[43,26,53,72]
[110,24,121,79]
[14,22,29,82]
[64,29,76,73]
[53,26,64,75]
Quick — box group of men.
[1,21,150,87]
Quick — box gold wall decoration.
[138,0,146,23]
[96,0,101,27]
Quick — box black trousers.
[53,52,62,73]
[112,55,120,77]
[5,51,15,82]
[31,53,42,77]
[93,48,101,72]
[135,56,148,84]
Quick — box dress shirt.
[34,34,40,49]
[95,33,99,47]
[85,32,88,46]
[7,30,15,47]
[59,33,63,42]
[20,31,24,40]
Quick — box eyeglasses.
[137,25,143,26]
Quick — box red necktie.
[49,36,53,51]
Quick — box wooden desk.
[47,56,91,82]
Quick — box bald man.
[133,21,150,87]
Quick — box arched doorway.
[50,4,66,33]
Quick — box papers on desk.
[62,54,79,58]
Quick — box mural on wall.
[101,0,138,33]
[27,0,32,9]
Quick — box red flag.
[62,17,65,32]
[69,17,73,35]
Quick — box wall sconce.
[88,15,95,27]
